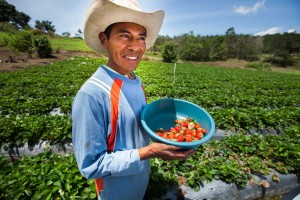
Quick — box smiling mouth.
[124,55,138,60]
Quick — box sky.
[6,0,300,37]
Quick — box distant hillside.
[50,37,92,52]
[0,32,91,52]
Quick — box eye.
[120,33,130,38]
[138,36,146,41]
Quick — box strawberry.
[185,134,193,142]
[176,135,185,142]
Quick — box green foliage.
[264,53,296,67]
[0,58,299,199]
[30,29,45,36]
[0,0,31,29]
[1,58,299,149]
[34,20,56,34]
[62,32,71,37]
[153,29,299,66]
[5,31,53,58]
[260,32,300,67]
[33,35,52,58]
[0,31,10,46]
[50,37,91,52]
[178,32,210,61]
[245,62,271,71]
[207,35,227,61]
[5,30,35,57]
[148,131,300,197]
[0,115,72,148]
[0,57,102,148]
[0,22,18,33]
[0,150,96,200]
[263,33,300,55]
[162,41,177,63]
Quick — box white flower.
[59,189,64,196]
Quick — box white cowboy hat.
[84,0,165,53]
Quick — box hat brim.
[84,0,164,53]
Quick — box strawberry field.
[0,57,299,199]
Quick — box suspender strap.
[107,78,123,153]
[94,78,123,196]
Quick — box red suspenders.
[93,77,147,196]
[94,78,123,196]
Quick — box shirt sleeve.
[72,90,144,180]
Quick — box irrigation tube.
[173,62,176,84]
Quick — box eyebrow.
[117,28,147,37]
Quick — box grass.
[0,31,91,52]
[50,37,92,52]
[0,32,10,47]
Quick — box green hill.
[50,37,92,52]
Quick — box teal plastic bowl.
[141,98,215,149]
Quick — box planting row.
[1,125,299,199]
[0,57,299,199]
[0,57,300,147]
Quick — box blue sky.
[6,0,300,37]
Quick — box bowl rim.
[141,98,215,148]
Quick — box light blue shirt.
[72,66,150,200]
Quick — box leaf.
[65,182,71,192]
[53,180,62,187]
[272,173,280,182]
[89,192,97,199]
[46,180,53,185]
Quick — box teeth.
[125,56,138,60]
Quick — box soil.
[0,49,101,73]
[0,49,299,73]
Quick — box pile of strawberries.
[156,117,207,142]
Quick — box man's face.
[99,22,146,76]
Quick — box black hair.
[103,23,115,39]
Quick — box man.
[72,0,195,199]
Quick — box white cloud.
[287,29,297,33]
[254,27,281,36]
[234,0,266,15]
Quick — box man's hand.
[139,142,195,161]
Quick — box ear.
[99,32,108,49]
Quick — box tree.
[74,29,83,38]
[162,41,177,63]
[235,35,260,61]
[14,12,31,29]
[263,33,300,66]
[207,36,227,61]
[34,20,56,33]
[62,32,71,37]
[152,35,172,53]
[225,27,237,58]
[0,0,31,29]
[178,32,210,61]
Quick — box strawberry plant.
[0,58,299,199]
[0,150,96,200]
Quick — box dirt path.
[0,49,299,73]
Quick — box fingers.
[153,143,196,160]
[167,148,195,160]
